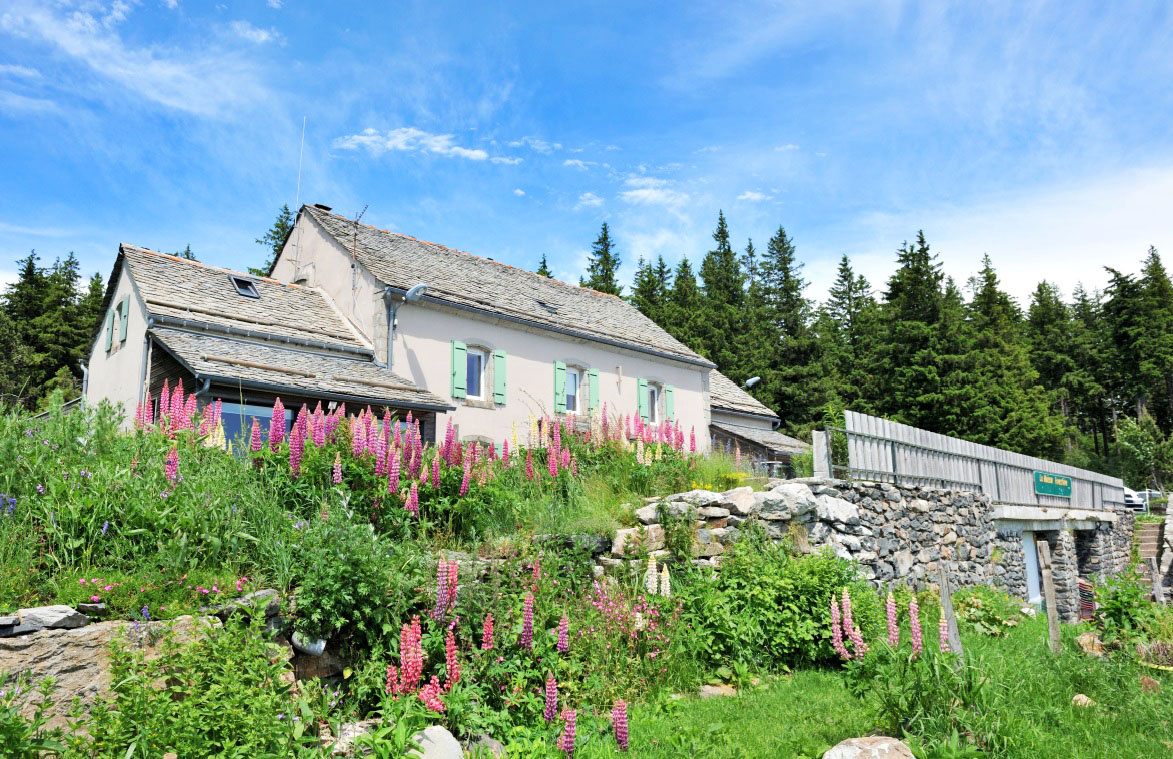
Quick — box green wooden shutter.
[665,384,675,421]
[104,307,115,351]
[492,349,507,404]
[553,361,567,413]
[118,295,130,342]
[450,340,467,399]
[637,378,649,421]
[587,368,600,412]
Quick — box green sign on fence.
[1033,470,1072,498]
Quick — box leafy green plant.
[953,586,1022,637]
[0,672,65,758]
[1094,570,1156,642]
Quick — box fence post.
[812,431,831,479]
[1037,538,1062,653]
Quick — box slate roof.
[711,421,809,455]
[299,204,714,367]
[116,244,370,353]
[709,370,778,419]
[151,328,451,410]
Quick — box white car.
[1123,487,1146,511]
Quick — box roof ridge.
[307,205,624,301]
[121,243,302,290]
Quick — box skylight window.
[229,275,260,299]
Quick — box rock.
[295,646,346,680]
[1140,675,1161,693]
[720,487,756,515]
[1020,606,1037,617]
[291,631,327,656]
[698,683,737,698]
[1076,632,1105,657]
[892,549,914,577]
[660,502,696,520]
[698,506,730,519]
[76,603,108,617]
[612,524,665,555]
[635,504,660,524]
[756,492,792,521]
[329,718,381,756]
[212,588,280,620]
[1072,693,1095,707]
[471,734,506,757]
[823,736,914,758]
[693,530,726,557]
[815,495,860,526]
[20,605,89,630]
[667,489,725,507]
[412,725,464,758]
[712,526,740,545]
[0,615,17,626]
[769,483,819,517]
[0,615,218,728]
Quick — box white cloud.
[563,158,594,170]
[229,20,278,45]
[575,192,604,209]
[491,156,523,165]
[775,143,799,151]
[266,0,283,7]
[507,136,561,153]
[619,176,689,209]
[0,89,59,113]
[737,190,769,201]
[0,3,270,117]
[0,63,41,79]
[512,188,525,197]
[163,0,178,8]
[333,127,489,160]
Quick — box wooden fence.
[812,410,1124,510]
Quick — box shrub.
[953,586,1022,637]
[0,672,65,758]
[1094,570,1156,642]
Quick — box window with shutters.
[466,347,486,400]
[646,382,661,424]
[456,342,503,409]
[565,366,581,412]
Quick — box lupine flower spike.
[520,592,534,649]
[557,613,569,653]
[830,596,850,660]
[644,555,658,595]
[886,592,899,648]
[659,564,671,598]
[909,595,923,656]
[543,672,558,722]
[612,700,629,752]
[332,452,343,484]
[481,613,494,650]
[938,609,951,654]
[558,709,577,756]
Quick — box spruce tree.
[820,255,878,407]
[630,256,671,327]
[536,255,553,278]
[1026,281,1076,419]
[251,204,293,275]
[665,257,703,351]
[696,211,746,372]
[580,222,623,295]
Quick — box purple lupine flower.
[405,482,419,517]
[909,595,923,656]
[431,454,440,488]
[543,672,558,722]
[432,559,450,620]
[612,700,629,752]
[250,419,262,452]
[269,397,285,452]
[459,455,472,497]
[312,406,326,448]
[289,425,304,478]
[520,592,534,649]
[557,613,569,653]
[333,452,343,484]
[388,450,401,494]
[548,447,558,477]
[164,447,179,481]
[101,520,109,536]
[886,592,899,648]
[830,596,850,660]
[558,709,577,756]
[141,606,150,621]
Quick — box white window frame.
[565,366,582,413]
[466,347,486,400]
[647,383,661,424]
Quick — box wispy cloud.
[575,192,604,209]
[775,143,798,151]
[736,190,769,201]
[563,158,594,170]
[619,176,689,210]
[230,20,279,45]
[0,2,271,117]
[0,63,41,79]
[0,89,58,113]
[333,127,490,160]
[491,156,523,165]
[266,0,283,8]
[512,188,525,197]
[508,136,561,153]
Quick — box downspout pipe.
[79,361,88,408]
[383,283,429,371]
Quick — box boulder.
[815,495,860,526]
[823,736,914,758]
[412,725,464,758]
[470,734,506,757]
[770,483,819,517]
[210,588,280,620]
[698,506,731,519]
[666,489,725,507]
[0,615,218,728]
[612,524,665,555]
[291,631,327,656]
[698,683,737,698]
[1072,693,1095,707]
[0,615,17,627]
[328,718,381,756]
[295,646,346,680]
[693,529,726,558]
[1076,632,1105,657]
[76,603,108,618]
[755,491,791,521]
[634,504,660,524]
[19,605,89,631]
[720,487,756,515]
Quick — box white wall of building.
[85,264,148,421]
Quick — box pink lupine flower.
[447,560,458,613]
[558,709,577,756]
[938,609,951,654]
[388,451,401,494]
[532,555,541,585]
[159,379,171,420]
[482,613,495,649]
[520,592,535,649]
[501,439,510,464]
[689,427,696,453]
[182,394,197,426]
[420,460,430,486]
[289,425,304,478]
[431,454,440,488]
[459,455,472,497]
[886,592,899,648]
[543,672,559,722]
[570,455,578,476]
[387,616,424,695]
[612,700,629,752]
[552,420,562,455]
[560,447,570,470]
[171,380,185,426]
[250,419,262,452]
[548,447,558,477]
[525,449,535,481]
[625,414,632,439]
[333,452,343,484]
[557,613,569,653]
[269,397,285,451]
[351,415,363,457]
[418,676,446,713]
[392,420,401,448]
[432,559,450,620]
[909,595,923,656]
[830,596,850,660]
[165,446,179,481]
[841,588,854,641]
[134,401,144,429]
[444,629,461,689]
[405,482,419,517]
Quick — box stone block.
[20,605,89,630]
[720,486,756,514]
[611,524,665,555]
[411,725,463,759]
[770,483,819,517]
[698,506,730,519]
[634,504,660,524]
[666,489,724,507]
[815,495,860,525]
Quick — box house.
[265,203,718,448]
[83,244,452,442]
[708,370,809,473]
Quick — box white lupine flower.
[645,555,658,595]
[660,564,671,598]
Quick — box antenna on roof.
[350,205,368,292]
[290,116,306,271]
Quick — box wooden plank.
[1149,557,1166,604]
[938,567,965,657]
[1037,538,1062,653]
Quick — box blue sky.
[1,1,1172,304]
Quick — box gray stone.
[755,492,791,520]
[815,495,860,526]
[329,718,381,756]
[667,489,724,507]
[823,737,914,758]
[634,504,660,524]
[471,734,506,758]
[291,631,327,656]
[0,615,18,626]
[212,588,280,619]
[720,486,756,515]
[0,624,42,638]
[892,549,914,577]
[697,506,730,519]
[660,502,696,520]
[612,524,665,555]
[770,483,819,517]
[20,605,89,630]
[76,603,107,617]
[412,725,464,759]
[712,526,740,545]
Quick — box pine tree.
[630,256,671,327]
[696,212,745,372]
[1137,247,1173,431]
[1026,281,1076,419]
[251,204,293,276]
[580,222,623,295]
[175,244,196,261]
[819,255,878,407]
[536,254,553,278]
[664,258,703,351]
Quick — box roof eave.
[711,405,780,423]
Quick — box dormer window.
[229,275,260,299]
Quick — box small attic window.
[535,300,558,314]
[229,275,260,299]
